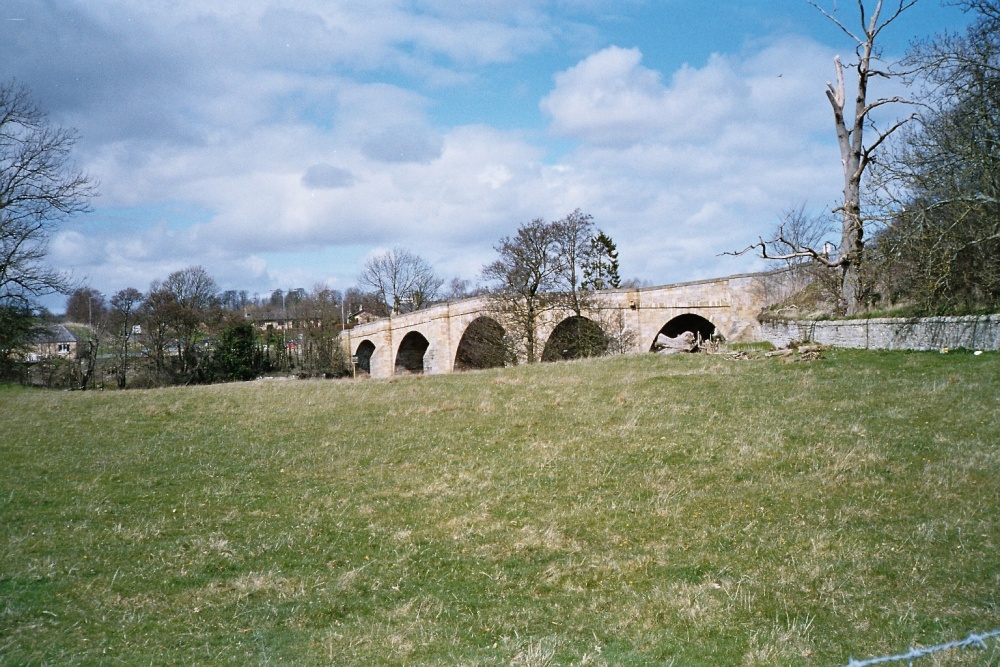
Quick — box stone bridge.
[342,271,771,378]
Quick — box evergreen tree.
[582,231,621,290]
[0,301,39,374]
[211,322,263,382]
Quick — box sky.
[1,0,976,310]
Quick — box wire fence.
[844,629,1000,666]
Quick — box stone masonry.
[342,272,772,378]
[760,315,1000,351]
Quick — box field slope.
[1,350,999,665]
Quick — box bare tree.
[65,287,106,326]
[483,211,615,363]
[359,248,443,315]
[343,286,387,321]
[865,0,1000,312]
[151,266,220,376]
[733,1,920,315]
[108,288,143,389]
[595,308,636,355]
[552,209,595,315]
[140,285,175,379]
[78,305,108,391]
[298,285,347,376]
[0,81,95,306]
[482,218,567,363]
[444,277,487,301]
[752,207,846,312]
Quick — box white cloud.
[11,0,894,304]
[361,125,444,164]
[301,164,355,189]
[534,36,851,281]
[541,46,746,146]
[66,33,849,295]
[541,37,833,148]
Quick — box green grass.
[2,350,999,665]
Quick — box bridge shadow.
[650,314,721,351]
[355,340,375,374]
[396,331,430,374]
[454,316,506,371]
[542,316,609,362]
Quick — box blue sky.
[0,1,975,309]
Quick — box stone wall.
[760,315,1000,351]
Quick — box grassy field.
[1,350,999,665]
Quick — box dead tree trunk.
[818,0,919,314]
[731,2,919,315]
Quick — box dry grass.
[1,349,999,664]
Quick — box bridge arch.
[454,316,507,370]
[542,315,609,362]
[354,339,376,374]
[650,313,721,351]
[344,272,773,376]
[396,331,430,374]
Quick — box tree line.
[46,213,624,387]
[49,269,350,388]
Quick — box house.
[25,325,79,361]
[245,309,341,332]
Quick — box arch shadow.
[649,313,721,352]
[396,331,430,374]
[455,316,507,371]
[542,316,609,362]
[355,340,376,374]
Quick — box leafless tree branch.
[0,80,95,303]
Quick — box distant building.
[351,308,378,325]
[244,309,354,331]
[25,325,79,361]
[247,310,319,332]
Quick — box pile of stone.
[765,343,825,361]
